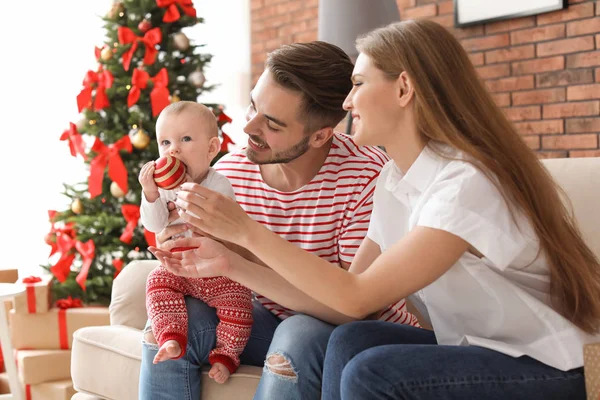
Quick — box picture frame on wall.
[454,0,568,28]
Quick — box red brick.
[487,75,535,93]
[438,1,453,15]
[304,0,318,7]
[476,64,511,79]
[536,69,594,87]
[570,150,600,157]
[510,25,565,45]
[566,118,600,133]
[469,52,484,66]
[596,34,600,48]
[251,0,264,11]
[485,17,535,35]
[491,93,511,107]
[251,51,267,65]
[522,135,541,150]
[566,18,600,37]
[402,4,437,19]
[263,14,292,29]
[537,36,595,57]
[514,120,564,135]
[596,68,600,83]
[266,37,287,49]
[279,20,308,37]
[503,106,541,121]
[512,88,566,106]
[253,6,277,20]
[461,34,510,52]
[453,25,484,39]
[293,30,317,43]
[512,56,565,75]
[567,84,600,101]
[396,0,416,10]
[292,7,318,21]
[485,45,535,64]
[542,134,598,149]
[253,28,278,42]
[251,42,265,53]
[543,101,600,118]
[537,151,568,159]
[537,3,595,25]
[431,14,454,28]
[567,51,600,68]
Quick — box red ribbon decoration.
[56,296,83,350]
[220,132,235,152]
[218,111,232,124]
[50,225,78,282]
[75,240,96,291]
[128,68,170,117]
[120,204,141,244]
[113,259,124,279]
[156,0,197,22]
[60,122,88,160]
[118,27,162,71]
[22,276,42,314]
[144,230,157,247]
[76,67,114,112]
[88,136,133,198]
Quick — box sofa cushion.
[71,325,262,400]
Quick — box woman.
[151,20,600,399]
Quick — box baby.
[139,101,253,384]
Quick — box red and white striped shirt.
[215,132,419,326]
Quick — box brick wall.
[250,0,600,158]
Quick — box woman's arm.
[175,183,471,319]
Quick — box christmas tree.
[42,0,234,305]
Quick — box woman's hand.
[175,183,256,247]
[149,236,232,279]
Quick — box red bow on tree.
[113,259,124,279]
[220,132,235,152]
[118,27,162,71]
[50,231,77,283]
[88,136,133,198]
[60,122,87,160]
[156,0,196,22]
[76,67,114,112]
[56,296,83,309]
[75,240,96,291]
[127,68,171,117]
[218,111,232,124]
[120,204,156,246]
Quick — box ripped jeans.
[253,314,336,400]
[139,296,280,400]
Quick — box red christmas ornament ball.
[138,19,152,33]
[153,155,187,190]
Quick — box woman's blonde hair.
[357,19,600,333]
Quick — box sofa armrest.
[109,260,159,329]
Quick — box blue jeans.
[253,314,335,400]
[139,297,280,400]
[322,321,586,400]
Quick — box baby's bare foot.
[153,340,182,364]
[208,362,231,384]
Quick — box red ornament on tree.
[153,155,187,190]
[138,19,152,33]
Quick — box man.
[138,41,418,400]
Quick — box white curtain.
[0,0,250,277]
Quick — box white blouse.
[367,143,598,371]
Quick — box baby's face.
[156,111,216,181]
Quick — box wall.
[250,0,600,158]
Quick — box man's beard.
[246,135,310,165]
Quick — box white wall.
[0,0,250,277]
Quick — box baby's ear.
[208,136,221,160]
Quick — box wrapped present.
[9,299,109,350]
[25,379,75,400]
[584,342,600,399]
[13,275,52,314]
[0,268,18,284]
[15,350,71,385]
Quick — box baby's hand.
[139,161,159,201]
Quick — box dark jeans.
[322,321,586,400]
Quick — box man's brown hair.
[265,41,354,133]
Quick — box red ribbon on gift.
[128,68,170,117]
[76,67,114,113]
[118,27,162,71]
[75,240,96,291]
[60,122,88,160]
[22,276,42,314]
[88,136,133,198]
[56,296,83,350]
[157,0,196,22]
[113,258,124,279]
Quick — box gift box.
[0,268,18,284]
[13,275,52,314]
[9,306,109,350]
[584,342,600,399]
[25,379,75,400]
[15,349,71,385]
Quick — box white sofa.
[71,157,600,400]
